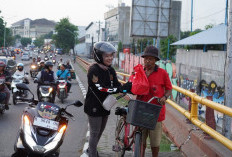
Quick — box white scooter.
[11,73,29,105]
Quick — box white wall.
[85,22,104,43]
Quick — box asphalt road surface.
[0,52,88,157]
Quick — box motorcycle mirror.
[16,83,30,91]
[73,100,83,107]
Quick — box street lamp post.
[65,29,77,56]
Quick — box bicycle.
[113,95,162,157]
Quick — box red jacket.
[137,67,172,122]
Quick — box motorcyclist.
[58,58,63,65]
[65,60,72,70]
[36,61,57,103]
[44,55,49,61]
[56,64,72,93]
[30,58,38,76]
[37,56,41,62]
[0,61,11,110]
[38,60,45,71]
[14,63,29,84]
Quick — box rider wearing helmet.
[65,60,72,70]
[14,63,29,84]
[84,41,132,157]
[36,61,57,103]
[56,64,72,93]
[38,60,45,71]
[0,61,12,110]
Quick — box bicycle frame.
[116,115,142,151]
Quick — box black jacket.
[84,64,121,117]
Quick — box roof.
[171,24,227,45]
[11,18,56,27]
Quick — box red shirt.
[137,67,172,122]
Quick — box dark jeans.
[88,116,108,157]
[67,82,71,92]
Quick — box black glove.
[118,82,132,93]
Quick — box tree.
[160,35,177,61]
[52,18,78,53]
[0,11,14,47]
[21,37,32,47]
[34,36,44,48]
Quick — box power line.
[181,8,225,25]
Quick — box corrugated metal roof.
[171,24,227,45]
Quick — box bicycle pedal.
[112,145,121,152]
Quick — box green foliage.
[118,41,123,52]
[160,35,177,61]
[20,37,32,47]
[52,18,78,53]
[34,36,44,48]
[137,38,153,53]
[0,11,14,47]
[205,24,214,30]
[43,31,53,39]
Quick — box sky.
[0,0,227,31]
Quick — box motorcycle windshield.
[37,102,60,120]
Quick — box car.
[21,52,30,61]
[0,56,17,75]
[56,48,63,55]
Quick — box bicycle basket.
[126,100,162,130]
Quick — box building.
[74,26,86,55]
[171,24,226,105]
[11,18,56,38]
[104,3,131,47]
[85,21,105,56]
[169,1,182,40]
[104,1,181,48]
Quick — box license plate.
[33,117,59,130]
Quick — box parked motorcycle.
[12,83,83,157]
[11,73,29,105]
[30,64,38,78]
[57,79,68,103]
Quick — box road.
[0,52,88,157]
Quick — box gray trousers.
[88,115,108,157]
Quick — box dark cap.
[142,46,160,61]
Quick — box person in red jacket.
[137,46,172,157]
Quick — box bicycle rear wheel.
[115,117,126,157]
[133,132,141,157]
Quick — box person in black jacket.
[84,41,131,157]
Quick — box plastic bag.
[129,64,149,95]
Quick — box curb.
[70,61,89,157]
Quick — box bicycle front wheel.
[133,132,141,157]
[115,117,126,157]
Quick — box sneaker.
[5,105,9,110]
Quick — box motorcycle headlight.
[49,87,53,93]
[44,125,66,152]
[31,65,36,69]
[23,115,37,150]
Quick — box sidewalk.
[71,59,183,157]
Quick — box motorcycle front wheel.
[13,92,17,105]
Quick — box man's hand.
[5,82,11,85]
[159,96,167,105]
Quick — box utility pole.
[225,0,229,25]
[96,21,102,42]
[191,0,193,32]
[223,0,232,139]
